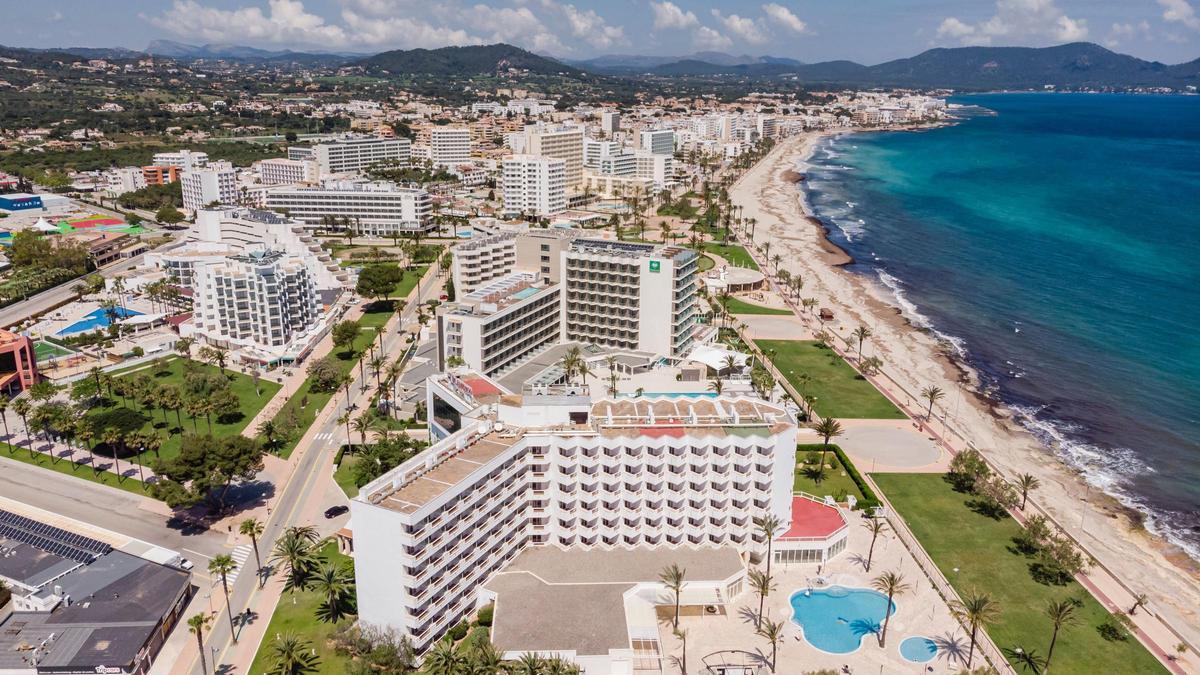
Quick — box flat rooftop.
[487,546,742,657]
[369,432,518,513]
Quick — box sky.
[8,0,1200,64]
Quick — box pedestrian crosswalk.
[315,431,334,444]
[225,544,252,585]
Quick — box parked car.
[324,505,349,519]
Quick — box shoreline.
[732,128,1200,655]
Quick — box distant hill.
[357,43,582,78]
[578,42,1199,89]
[570,51,803,74]
[144,40,356,64]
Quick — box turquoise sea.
[804,93,1200,559]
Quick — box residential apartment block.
[501,155,566,217]
[151,149,209,170]
[439,273,562,377]
[430,127,472,168]
[352,382,798,653]
[258,157,322,185]
[639,128,675,156]
[181,164,238,212]
[264,180,433,236]
[523,124,585,191]
[288,136,411,174]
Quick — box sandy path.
[733,132,1200,659]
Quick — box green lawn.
[391,264,428,300]
[793,444,865,501]
[722,297,792,315]
[0,444,152,496]
[34,341,74,360]
[247,542,354,675]
[872,474,1166,675]
[697,254,715,272]
[702,243,759,270]
[90,358,280,466]
[334,452,359,498]
[756,339,905,419]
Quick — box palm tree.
[240,518,265,586]
[209,554,239,640]
[852,325,873,361]
[672,627,688,675]
[1016,473,1041,510]
[754,514,782,579]
[1007,646,1048,674]
[707,379,723,395]
[0,395,9,441]
[12,398,31,455]
[368,355,386,389]
[748,568,775,629]
[864,518,888,572]
[258,419,280,454]
[267,633,320,675]
[312,562,354,623]
[1128,592,1149,616]
[659,563,686,629]
[1044,599,1078,673]
[77,426,96,474]
[757,618,786,672]
[921,385,945,420]
[102,427,123,479]
[812,417,843,470]
[270,527,319,597]
[187,612,212,675]
[423,640,467,674]
[352,413,373,449]
[951,589,1002,668]
[871,571,910,647]
[468,641,506,674]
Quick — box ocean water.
[804,93,1200,560]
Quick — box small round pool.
[789,585,895,654]
[899,636,938,663]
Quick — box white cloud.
[935,0,1088,46]
[1106,20,1151,47]
[1159,0,1200,30]
[650,1,699,30]
[761,3,806,34]
[49,10,64,22]
[542,0,626,49]
[147,0,620,54]
[693,25,733,50]
[711,10,767,44]
[148,0,349,47]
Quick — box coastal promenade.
[727,133,1198,674]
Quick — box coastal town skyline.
[9,0,1200,64]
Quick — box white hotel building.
[181,163,238,212]
[191,249,319,352]
[288,136,411,175]
[258,157,322,185]
[352,379,800,656]
[264,180,433,236]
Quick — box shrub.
[804,451,820,466]
[830,444,880,510]
[476,604,494,627]
[446,621,469,642]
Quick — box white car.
[178,558,195,571]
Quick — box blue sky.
[9,0,1200,63]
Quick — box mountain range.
[2,40,1196,90]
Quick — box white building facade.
[181,165,238,212]
[502,155,567,217]
[430,127,472,168]
[264,181,433,236]
[288,136,411,174]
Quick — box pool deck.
[659,503,970,674]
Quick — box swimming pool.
[899,636,938,663]
[58,307,143,336]
[789,586,896,654]
[511,287,541,301]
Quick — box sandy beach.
[732,131,1200,656]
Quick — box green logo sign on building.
[649,260,661,273]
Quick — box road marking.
[224,544,252,585]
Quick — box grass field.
[334,452,359,498]
[722,297,792,315]
[702,243,759,270]
[90,358,280,466]
[247,542,355,675]
[872,473,1166,675]
[756,339,905,419]
[0,443,152,496]
[793,444,865,501]
[392,264,428,300]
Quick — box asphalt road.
[0,455,230,559]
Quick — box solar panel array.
[0,509,111,564]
